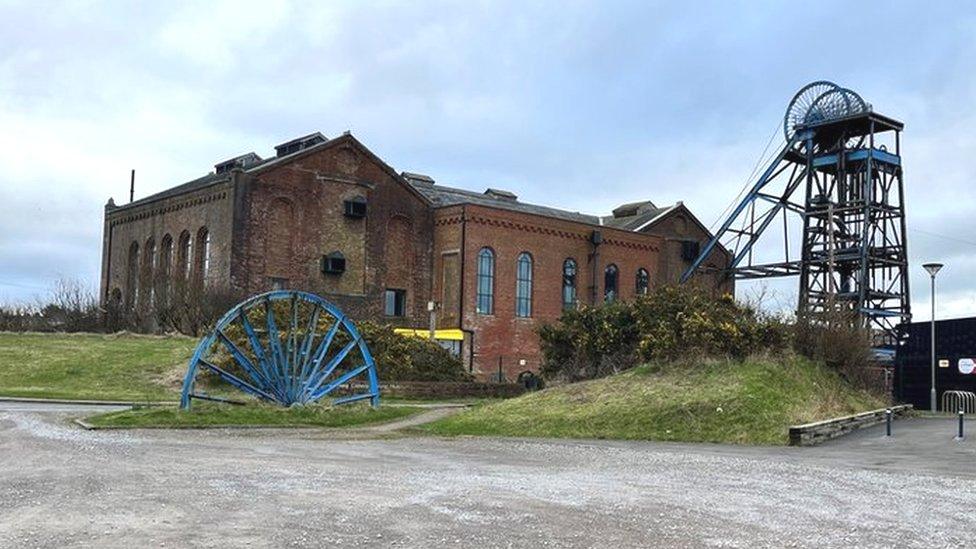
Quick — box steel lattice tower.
[683,82,910,345]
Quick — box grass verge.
[423,354,885,445]
[0,332,194,401]
[84,402,422,429]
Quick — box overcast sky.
[0,0,974,321]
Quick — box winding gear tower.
[683,81,910,344]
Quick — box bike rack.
[941,390,976,414]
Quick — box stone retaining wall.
[788,404,913,446]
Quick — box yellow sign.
[393,328,465,341]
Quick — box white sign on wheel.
[959,358,976,375]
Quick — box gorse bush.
[632,287,790,361]
[539,286,791,382]
[355,321,472,383]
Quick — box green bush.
[539,286,790,382]
[355,321,472,383]
[792,308,877,392]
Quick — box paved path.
[0,407,974,548]
[0,400,130,414]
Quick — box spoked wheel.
[804,87,870,150]
[783,81,839,141]
[803,88,853,126]
[179,290,380,409]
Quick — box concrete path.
[0,400,130,414]
[0,407,973,548]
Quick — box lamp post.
[923,263,944,412]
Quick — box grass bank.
[85,401,422,429]
[0,332,194,401]
[424,354,885,445]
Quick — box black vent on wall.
[321,252,346,274]
[681,241,701,261]
[344,197,367,218]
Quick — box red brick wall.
[433,204,661,379]
[637,206,733,295]
[233,136,434,327]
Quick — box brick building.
[101,132,730,379]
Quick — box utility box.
[895,317,976,410]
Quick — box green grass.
[84,401,422,429]
[423,354,885,445]
[0,332,195,401]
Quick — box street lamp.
[923,262,944,412]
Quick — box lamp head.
[923,263,944,277]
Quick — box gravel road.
[0,405,973,548]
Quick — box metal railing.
[941,390,976,414]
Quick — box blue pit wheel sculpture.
[179,290,380,409]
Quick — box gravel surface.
[0,406,973,548]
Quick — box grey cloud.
[0,0,974,321]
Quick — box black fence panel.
[896,317,976,410]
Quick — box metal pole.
[930,274,937,413]
[958,410,964,440]
[885,409,892,437]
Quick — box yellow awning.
[393,328,465,341]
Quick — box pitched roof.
[403,174,601,225]
[109,132,432,213]
[112,171,232,211]
[599,205,673,230]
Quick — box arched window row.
[125,226,211,309]
[473,252,647,315]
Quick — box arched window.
[194,226,210,287]
[125,241,139,307]
[515,252,533,318]
[604,264,619,302]
[562,258,577,310]
[177,230,192,280]
[476,247,494,314]
[636,268,649,295]
[142,237,156,307]
[158,234,173,304]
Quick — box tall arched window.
[476,247,494,314]
[158,234,173,305]
[636,268,649,295]
[142,237,156,307]
[194,226,210,287]
[604,264,619,302]
[515,252,533,318]
[177,230,192,280]
[125,241,139,307]
[562,258,577,310]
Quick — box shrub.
[792,308,876,391]
[0,279,101,333]
[539,285,790,382]
[355,321,472,383]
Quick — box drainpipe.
[589,230,603,305]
